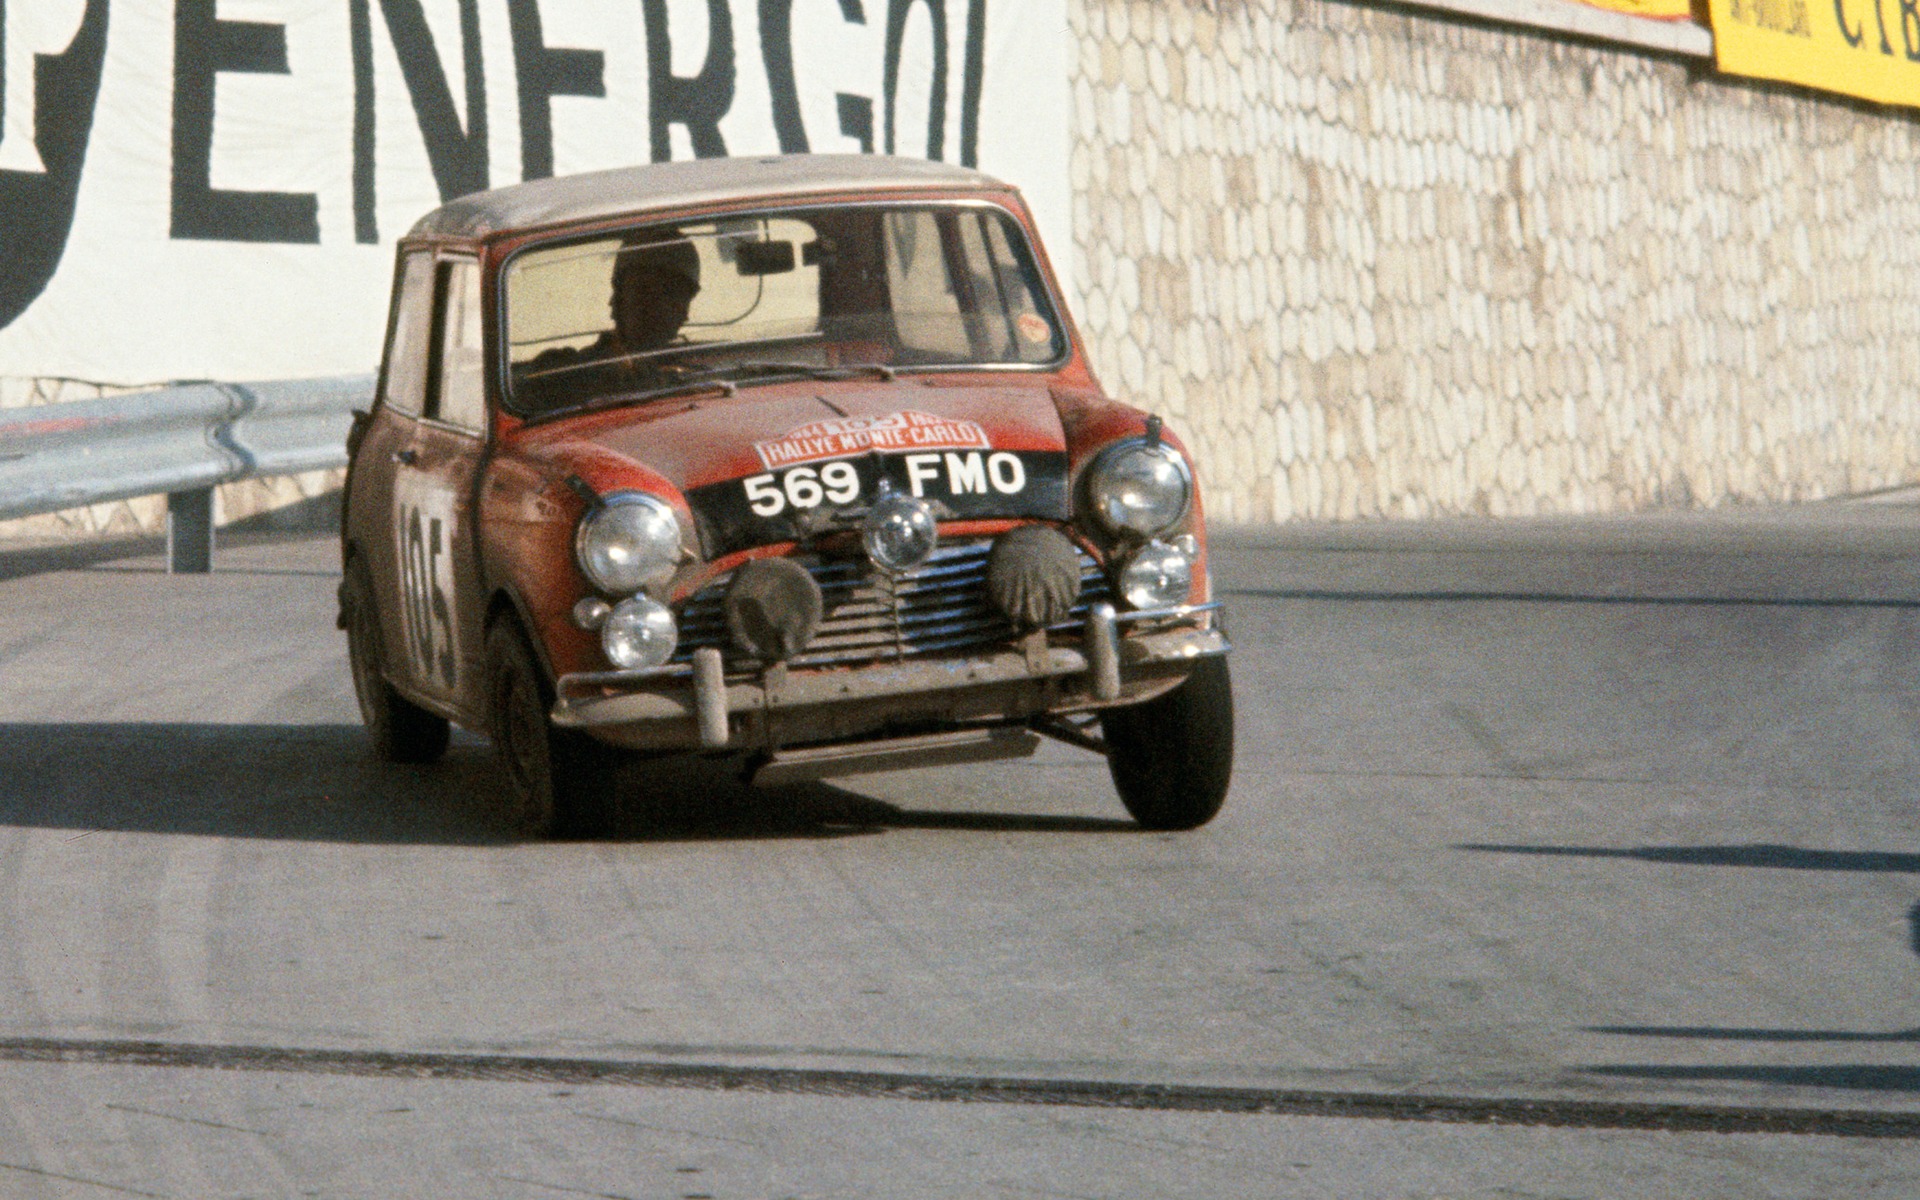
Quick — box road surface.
[0,504,1917,1197]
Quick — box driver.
[516,230,702,410]
[605,234,702,356]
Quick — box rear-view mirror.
[736,240,797,276]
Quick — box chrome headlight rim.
[1084,437,1193,539]
[574,491,682,596]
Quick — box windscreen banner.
[0,0,1069,383]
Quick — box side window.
[428,259,487,432]
[381,252,435,417]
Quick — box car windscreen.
[503,203,1067,416]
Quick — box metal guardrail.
[0,375,372,572]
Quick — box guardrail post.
[167,488,215,574]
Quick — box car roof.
[406,154,1012,241]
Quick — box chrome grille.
[675,539,1110,669]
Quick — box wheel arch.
[484,583,560,689]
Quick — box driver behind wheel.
[516,231,702,410]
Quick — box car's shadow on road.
[0,723,1133,844]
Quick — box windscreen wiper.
[526,361,900,423]
[529,377,739,423]
[676,360,898,384]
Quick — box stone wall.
[1067,0,1920,522]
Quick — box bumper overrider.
[551,601,1229,753]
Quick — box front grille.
[675,539,1110,669]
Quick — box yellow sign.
[1709,0,1920,107]
[1577,0,1696,21]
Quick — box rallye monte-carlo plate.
[686,408,1069,556]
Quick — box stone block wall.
[1068,0,1920,522]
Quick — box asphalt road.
[2,503,1919,1197]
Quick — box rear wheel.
[1100,655,1234,831]
[485,619,618,839]
[342,556,449,764]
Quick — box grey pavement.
[0,505,1917,1196]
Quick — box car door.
[349,248,437,706]
[387,254,490,713]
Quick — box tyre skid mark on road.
[0,1036,1913,1139]
[0,1159,169,1197]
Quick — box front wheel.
[1100,655,1234,830]
[342,555,450,764]
[485,619,618,839]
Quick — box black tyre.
[1100,655,1234,830]
[485,619,618,839]
[342,556,450,764]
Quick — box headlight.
[1118,540,1194,609]
[576,493,680,594]
[601,595,678,668]
[863,486,938,574]
[1086,439,1191,537]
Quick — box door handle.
[391,448,419,466]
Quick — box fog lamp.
[862,485,938,574]
[601,595,678,669]
[1119,540,1194,610]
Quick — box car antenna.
[1144,415,1163,444]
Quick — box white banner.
[0,0,1068,383]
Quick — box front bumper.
[551,601,1228,752]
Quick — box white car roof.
[407,154,1011,241]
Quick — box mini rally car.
[340,155,1232,837]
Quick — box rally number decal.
[740,451,1028,518]
[394,486,459,691]
[744,460,862,516]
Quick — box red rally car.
[339,154,1233,837]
